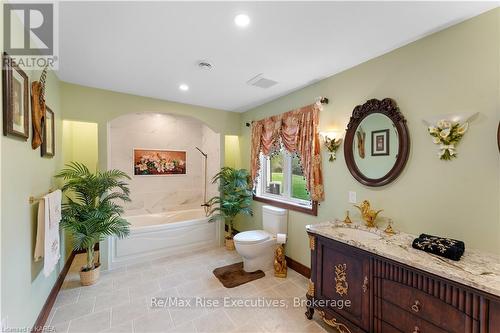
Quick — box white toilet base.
[241,248,275,272]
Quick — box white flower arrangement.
[428,120,468,160]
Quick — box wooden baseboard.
[32,251,76,332]
[286,256,311,279]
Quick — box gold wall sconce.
[321,131,343,162]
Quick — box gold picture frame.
[2,52,29,140]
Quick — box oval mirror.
[344,98,410,187]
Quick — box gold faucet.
[354,200,383,228]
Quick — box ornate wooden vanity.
[305,222,500,333]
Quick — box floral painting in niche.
[134,149,186,175]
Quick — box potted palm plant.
[208,167,253,250]
[56,162,131,286]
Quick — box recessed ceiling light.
[234,14,250,28]
[179,84,189,91]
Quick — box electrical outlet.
[348,191,357,204]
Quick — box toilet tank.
[262,205,288,235]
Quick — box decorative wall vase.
[423,113,477,161]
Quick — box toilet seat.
[233,230,272,244]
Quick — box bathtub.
[107,208,220,268]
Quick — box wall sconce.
[320,131,343,162]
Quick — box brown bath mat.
[213,262,265,288]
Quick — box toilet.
[234,205,288,272]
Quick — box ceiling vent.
[246,74,278,89]
[197,60,214,70]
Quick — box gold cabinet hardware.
[307,279,315,297]
[411,300,421,313]
[318,310,352,333]
[412,326,420,333]
[334,264,348,296]
[362,276,368,293]
[308,235,315,251]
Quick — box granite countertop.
[306,220,500,297]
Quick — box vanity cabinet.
[306,232,500,333]
[313,235,371,331]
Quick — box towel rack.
[29,188,58,204]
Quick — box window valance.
[250,102,324,202]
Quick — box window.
[255,148,312,209]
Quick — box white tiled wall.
[109,113,220,215]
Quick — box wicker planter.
[225,238,235,251]
[79,264,100,286]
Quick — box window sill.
[252,195,318,216]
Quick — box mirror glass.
[352,113,399,179]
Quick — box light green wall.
[0,10,67,329]
[224,135,242,169]
[62,120,99,171]
[239,9,500,266]
[1,61,65,331]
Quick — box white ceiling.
[58,1,498,112]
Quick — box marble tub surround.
[307,220,500,297]
[47,248,331,333]
[108,113,220,215]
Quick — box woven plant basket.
[225,238,235,251]
[79,264,101,286]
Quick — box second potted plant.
[208,167,253,250]
[56,162,131,286]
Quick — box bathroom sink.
[335,227,382,240]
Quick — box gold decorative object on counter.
[343,210,352,224]
[274,244,287,278]
[354,200,383,228]
[334,263,349,296]
[384,219,396,235]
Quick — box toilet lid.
[234,230,271,244]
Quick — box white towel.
[34,190,62,277]
[48,190,62,229]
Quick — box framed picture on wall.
[371,129,390,156]
[2,52,29,140]
[41,107,55,157]
[134,149,187,175]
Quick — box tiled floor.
[47,247,333,333]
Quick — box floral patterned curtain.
[250,102,324,202]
